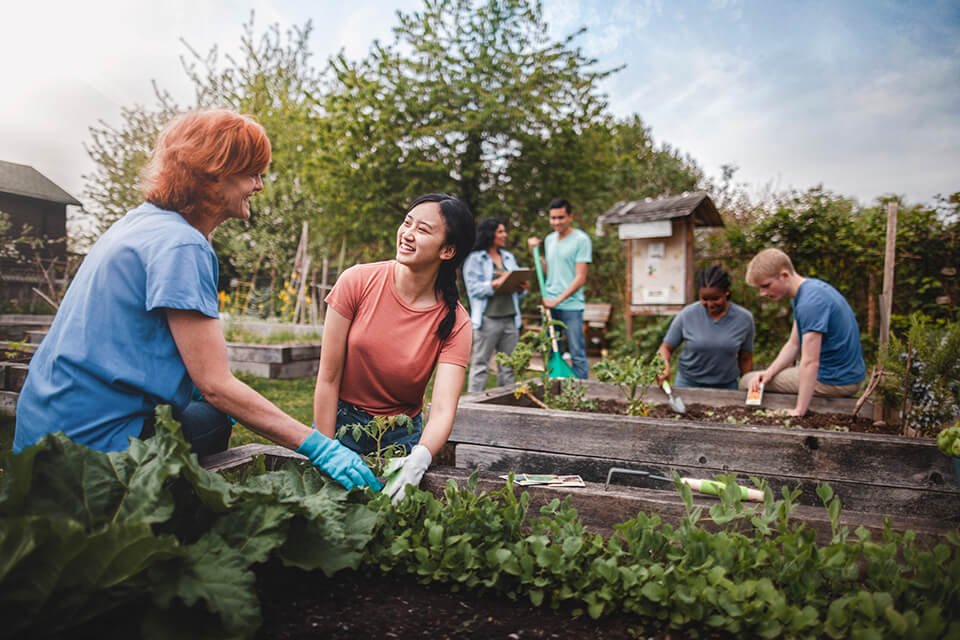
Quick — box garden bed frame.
[447,381,959,533]
[200,443,956,546]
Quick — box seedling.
[337,414,414,477]
[592,353,661,416]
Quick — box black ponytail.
[406,193,477,341]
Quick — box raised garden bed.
[225,342,321,379]
[449,381,959,539]
[0,340,34,416]
[0,314,53,341]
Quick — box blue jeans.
[335,399,423,456]
[673,371,739,390]
[551,308,588,379]
[140,399,233,457]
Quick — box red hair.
[140,109,271,218]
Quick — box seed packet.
[745,382,764,406]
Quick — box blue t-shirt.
[544,228,592,311]
[663,301,755,386]
[14,202,220,453]
[792,278,865,386]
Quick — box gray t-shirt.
[663,301,755,386]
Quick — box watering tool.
[660,379,687,414]
[603,467,764,502]
[532,245,575,379]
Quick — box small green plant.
[337,414,414,476]
[550,377,598,412]
[592,353,661,415]
[936,422,960,458]
[496,321,581,410]
[3,339,30,362]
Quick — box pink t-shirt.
[325,260,471,417]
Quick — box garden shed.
[596,191,723,335]
[0,160,80,305]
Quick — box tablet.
[498,268,532,294]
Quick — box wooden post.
[874,201,898,423]
[319,255,329,322]
[623,239,633,339]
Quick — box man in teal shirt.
[528,198,593,379]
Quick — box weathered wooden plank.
[228,358,319,379]
[421,467,954,546]
[0,363,28,392]
[451,404,953,492]
[226,342,321,364]
[464,381,874,417]
[226,343,291,364]
[453,444,960,522]
[200,443,304,472]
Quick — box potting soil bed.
[590,399,884,434]
[255,561,684,640]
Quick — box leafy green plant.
[337,414,415,476]
[592,353,661,415]
[878,314,960,436]
[936,422,960,458]
[495,321,583,410]
[550,378,598,413]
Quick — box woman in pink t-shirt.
[313,193,476,503]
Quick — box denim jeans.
[550,308,588,379]
[335,399,423,456]
[673,371,739,390]
[140,399,233,457]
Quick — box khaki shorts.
[739,367,861,397]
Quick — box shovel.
[660,380,687,414]
[532,245,575,379]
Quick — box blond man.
[740,249,865,416]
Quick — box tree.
[314,0,618,257]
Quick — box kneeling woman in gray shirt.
[656,266,755,389]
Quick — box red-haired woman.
[14,109,380,492]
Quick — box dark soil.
[589,399,899,436]
[255,562,702,640]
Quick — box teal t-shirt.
[544,228,592,311]
[14,202,220,453]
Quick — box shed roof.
[597,191,722,227]
[0,160,81,206]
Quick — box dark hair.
[548,197,572,213]
[696,265,731,292]
[407,193,476,340]
[473,217,504,251]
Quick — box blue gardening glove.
[296,430,382,491]
[383,444,432,505]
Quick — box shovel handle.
[681,477,764,502]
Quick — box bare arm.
[166,310,311,449]
[544,262,588,309]
[738,351,754,377]
[750,322,801,392]
[312,307,350,438]
[792,331,822,416]
[657,342,675,384]
[417,362,467,456]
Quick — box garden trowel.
[660,380,687,414]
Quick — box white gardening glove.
[383,444,432,505]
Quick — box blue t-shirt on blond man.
[14,202,220,453]
[792,278,865,386]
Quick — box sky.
[1,0,958,213]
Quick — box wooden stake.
[875,202,898,423]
